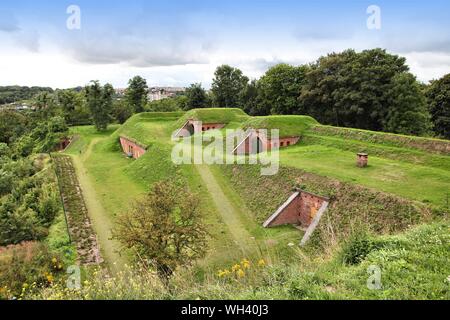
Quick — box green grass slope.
[174,108,249,130]
[241,115,319,138]
[311,125,450,155]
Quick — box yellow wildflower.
[231,264,241,272]
[241,259,251,269]
[258,259,266,267]
[51,257,57,264]
[46,273,54,284]
[236,269,245,278]
[217,269,231,278]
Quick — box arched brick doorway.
[186,123,195,135]
[256,136,263,153]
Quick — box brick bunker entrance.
[174,119,225,138]
[119,136,147,159]
[233,129,300,155]
[263,190,330,245]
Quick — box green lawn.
[280,144,450,208]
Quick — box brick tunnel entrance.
[263,190,329,229]
[263,189,330,245]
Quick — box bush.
[0,242,63,299]
[37,195,60,227]
[0,143,10,158]
[340,231,380,265]
[0,205,48,245]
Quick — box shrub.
[340,231,380,265]
[0,242,63,299]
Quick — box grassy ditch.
[52,154,102,265]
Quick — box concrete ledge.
[300,201,329,246]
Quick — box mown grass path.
[69,137,127,274]
[195,164,256,253]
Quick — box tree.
[300,49,410,131]
[257,64,308,115]
[426,73,450,139]
[33,92,59,120]
[113,180,207,282]
[211,65,249,108]
[0,110,28,144]
[0,143,10,158]
[239,79,260,115]
[126,76,149,113]
[147,96,184,112]
[185,83,208,110]
[85,81,114,131]
[57,89,90,125]
[113,100,133,124]
[384,73,431,136]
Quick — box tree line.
[185,49,449,139]
[2,48,448,139]
[0,86,53,105]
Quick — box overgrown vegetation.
[0,109,75,299]
[113,180,207,281]
[52,154,101,265]
[27,221,450,300]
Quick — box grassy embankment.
[31,220,450,300]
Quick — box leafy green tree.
[0,200,48,245]
[113,180,207,281]
[0,143,10,158]
[0,110,28,144]
[185,83,208,110]
[300,49,410,131]
[239,79,260,115]
[384,73,431,136]
[113,100,133,124]
[34,92,59,119]
[211,65,249,108]
[258,64,308,115]
[426,73,450,139]
[147,96,185,112]
[126,76,149,113]
[13,135,34,157]
[85,81,114,131]
[57,89,89,125]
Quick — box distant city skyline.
[1,0,449,89]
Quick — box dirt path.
[195,164,255,253]
[70,138,127,274]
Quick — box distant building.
[115,88,127,97]
[148,87,185,102]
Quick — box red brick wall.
[119,137,146,159]
[267,196,302,226]
[266,191,328,228]
[201,123,225,132]
[235,132,300,154]
[298,193,326,226]
[268,136,300,150]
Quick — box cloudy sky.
[0,0,449,89]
